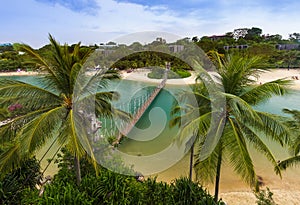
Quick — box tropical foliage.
[172,52,293,201]
[19,151,224,205]
[0,34,127,185]
[0,157,40,205]
[278,109,300,170]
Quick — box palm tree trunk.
[189,143,194,181]
[214,147,222,202]
[74,155,81,185]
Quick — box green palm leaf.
[241,79,292,105]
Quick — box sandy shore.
[2,69,300,90]
[120,70,198,85]
[256,68,300,90]
[121,68,300,90]
[0,71,41,76]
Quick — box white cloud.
[1,0,300,47]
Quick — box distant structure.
[208,35,227,41]
[168,45,184,53]
[224,45,249,50]
[96,48,116,56]
[275,44,300,50]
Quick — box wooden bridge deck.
[113,69,168,145]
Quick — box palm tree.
[173,52,293,201]
[170,81,212,181]
[278,109,300,169]
[0,35,127,185]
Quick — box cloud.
[36,0,100,14]
[1,0,300,47]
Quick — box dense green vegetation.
[1,27,300,72]
[1,29,300,204]
[0,150,224,205]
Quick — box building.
[276,44,300,50]
[96,48,116,56]
[208,35,227,41]
[224,45,249,50]
[168,45,184,53]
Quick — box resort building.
[275,44,300,50]
[224,45,249,50]
[168,45,184,53]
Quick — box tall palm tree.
[170,81,212,181]
[0,35,127,185]
[278,109,300,169]
[173,52,293,201]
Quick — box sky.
[1,0,300,48]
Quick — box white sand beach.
[121,68,300,90]
[256,68,300,90]
[0,70,41,76]
[2,68,300,90]
[120,70,198,85]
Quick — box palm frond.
[255,111,292,146]
[18,106,67,154]
[226,93,262,125]
[0,108,55,143]
[194,142,222,184]
[226,118,257,187]
[0,144,21,174]
[278,155,300,170]
[241,79,293,105]
[0,79,61,109]
[242,124,282,177]
[62,110,86,158]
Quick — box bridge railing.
[112,67,169,145]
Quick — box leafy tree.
[0,34,127,185]
[233,28,249,40]
[245,27,263,42]
[288,33,300,42]
[192,36,199,42]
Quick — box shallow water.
[2,76,300,194]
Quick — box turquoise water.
[1,76,300,185]
[255,90,300,115]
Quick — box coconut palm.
[170,81,212,181]
[0,35,127,185]
[278,109,300,170]
[173,52,293,201]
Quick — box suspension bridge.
[111,65,170,145]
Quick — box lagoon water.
[2,76,300,194]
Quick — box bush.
[147,67,191,79]
[255,187,278,205]
[20,151,223,204]
[0,157,41,205]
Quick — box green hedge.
[148,67,191,79]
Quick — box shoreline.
[2,69,300,90]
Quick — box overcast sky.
[1,0,300,48]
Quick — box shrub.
[148,67,191,79]
[0,157,41,205]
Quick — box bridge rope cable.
[112,67,169,145]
